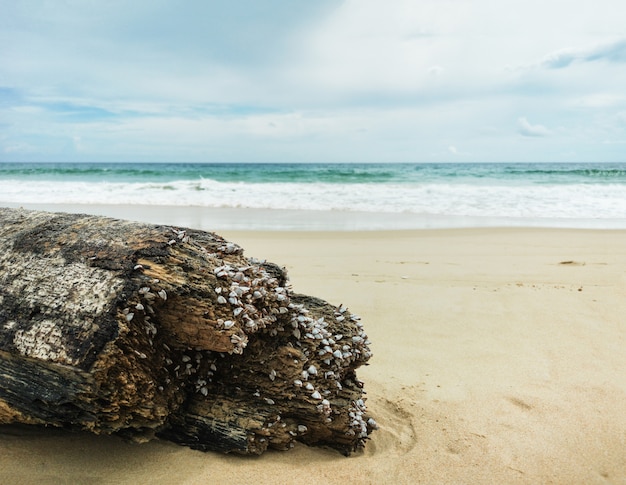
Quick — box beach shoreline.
[4,202,626,231]
[1,206,625,483]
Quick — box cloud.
[586,38,626,63]
[518,117,550,137]
[540,49,579,69]
[3,0,626,163]
[446,145,472,157]
[540,38,626,69]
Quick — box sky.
[1,0,626,163]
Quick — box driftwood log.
[0,207,375,455]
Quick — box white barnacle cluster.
[212,261,291,353]
[120,297,158,349]
[286,305,334,411]
[216,241,243,255]
[317,398,332,416]
[229,333,248,354]
[192,356,219,396]
[137,281,164,306]
[170,227,191,245]
[135,283,162,340]
[286,423,309,440]
[119,278,167,353]
[290,303,371,374]
[195,378,209,396]
[289,304,329,344]
[164,349,210,385]
[346,398,376,438]
[283,302,374,423]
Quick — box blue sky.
[2,0,626,163]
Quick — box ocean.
[1,162,626,230]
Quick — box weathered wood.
[0,207,375,455]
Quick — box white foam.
[2,179,626,227]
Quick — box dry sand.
[1,221,626,484]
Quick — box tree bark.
[0,207,375,455]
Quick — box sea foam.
[2,162,626,229]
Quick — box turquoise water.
[1,162,626,228]
[2,162,626,184]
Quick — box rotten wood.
[0,207,375,455]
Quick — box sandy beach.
[1,210,625,484]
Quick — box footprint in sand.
[365,396,418,455]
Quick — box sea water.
[1,162,626,230]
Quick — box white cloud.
[540,38,626,69]
[518,117,550,137]
[3,0,626,162]
[539,48,580,69]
